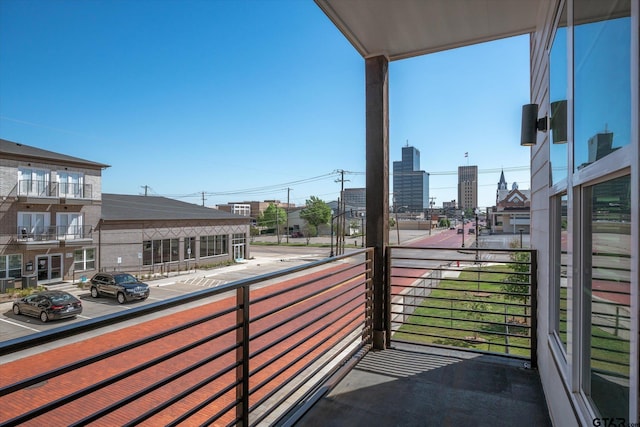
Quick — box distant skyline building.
[458,165,478,210]
[392,145,429,213]
[343,188,366,208]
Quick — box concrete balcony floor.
[294,343,551,427]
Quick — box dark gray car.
[89,272,150,304]
[13,290,83,322]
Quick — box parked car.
[449,226,455,230]
[468,228,475,234]
[12,290,82,322]
[89,272,150,304]
[457,228,464,234]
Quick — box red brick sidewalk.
[0,262,367,426]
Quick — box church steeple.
[496,169,508,206]
[498,169,508,190]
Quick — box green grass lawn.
[393,265,532,357]
[394,265,630,375]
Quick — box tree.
[439,218,450,228]
[249,225,260,242]
[501,239,531,323]
[300,196,331,230]
[303,223,317,244]
[257,203,287,231]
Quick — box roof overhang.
[315,0,543,61]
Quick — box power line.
[156,166,529,205]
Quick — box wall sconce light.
[521,103,548,146]
[550,100,567,144]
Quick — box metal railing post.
[384,246,391,348]
[236,285,250,426]
[365,249,375,345]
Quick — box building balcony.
[16,180,95,204]
[16,225,93,247]
[0,246,550,426]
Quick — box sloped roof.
[0,138,110,169]
[101,193,249,222]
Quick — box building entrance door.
[233,244,244,261]
[36,254,63,284]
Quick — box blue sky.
[0,0,531,209]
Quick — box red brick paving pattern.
[0,262,368,426]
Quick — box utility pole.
[141,185,149,196]
[429,196,437,235]
[276,204,279,244]
[201,192,206,207]
[335,170,350,255]
[286,188,291,244]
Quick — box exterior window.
[200,235,228,258]
[585,175,630,418]
[143,239,179,266]
[551,194,568,353]
[549,4,567,184]
[143,241,152,266]
[18,168,50,197]
[58,172,84,198]
[200,236,212,257]
[0,254,22,279]
[574,0,631,172]
[153,240,162,265]
[184,237,195,260]
[73,248,95,271]
[57,213,83,239]
[232,204,251,216]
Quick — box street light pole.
[519,228,524,248]
[330,217,334,257]
[475,208,480,248]
[396,208,400,245]
[461,212,465,247]
[474,208,480,262]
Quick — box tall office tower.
[343,188,366,208]
[392,145,429,213]
[458,165,478,210]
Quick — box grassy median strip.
[393,265,531,357]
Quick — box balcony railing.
[388,246,537,365]
[0,246,538,426]
[17,179,57,198]
[17,180,93,199]
[0,249,373,426]
[16,225,93,242]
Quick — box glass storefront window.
[586,175,631,418]
[574,0,631,172]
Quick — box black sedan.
[12,290,83,322]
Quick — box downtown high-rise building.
[457,165,478,210]
[392,145,429,213]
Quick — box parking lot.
[0,248,324,355]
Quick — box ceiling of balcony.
[314,0,542,61]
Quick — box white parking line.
[76,315,92,319]
[0,317,41,332]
